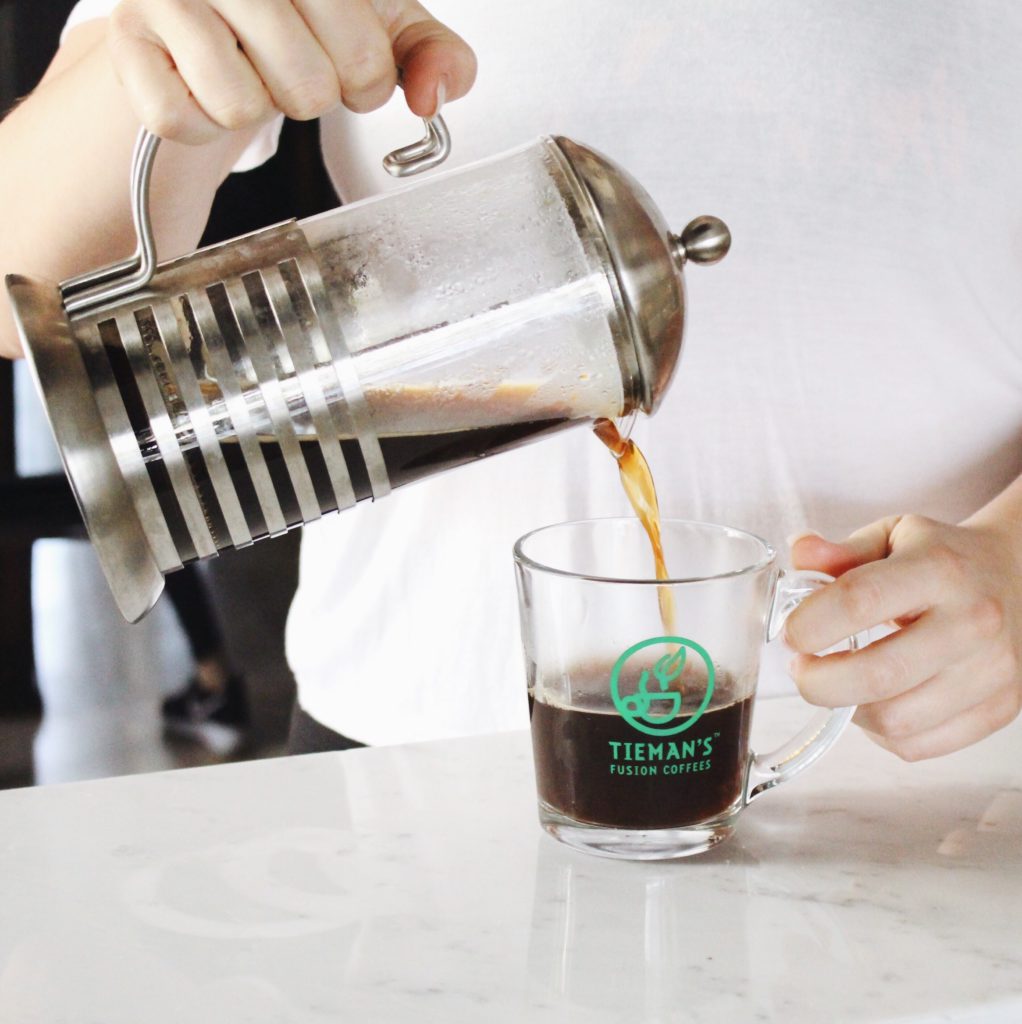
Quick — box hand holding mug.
[787,513,1022,761]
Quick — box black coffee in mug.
[529,671,754,830]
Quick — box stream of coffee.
[593,418,677,635]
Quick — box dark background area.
[0,1,83,716]
[0,0,340,783]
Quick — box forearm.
[964,468,1022,565]
[0,24,255,359]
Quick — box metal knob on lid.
[671,215,732,266]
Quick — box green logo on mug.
[610,636,715,737]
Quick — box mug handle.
[744,569,870,804]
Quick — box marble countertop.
[0,696,1020,1023]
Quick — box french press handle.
[60,111,452,317]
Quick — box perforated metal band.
[222,273,322,525]
[75,318,182,575]
[292,250,390,500]
[260,263,357,511]
[64,219,389,571]
[146,300,253,549]
[185,285,288,538]
[114,309,219,558]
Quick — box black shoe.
[162,674,249,756]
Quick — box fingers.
[379,0,478,116]
[790,520,900,578]
[108,0,477,144]
[151,2,277,127]
[786,545,948,654]
[840,516,904,564]
[292,0,397,113]
[786,512,1022,760]
[108,33,216,144]
[851,644,1013,738]
[215,0,341,120]
[860,684,1022,761]
[787,513,1022,762]
[790,533,864,578]
[108,4,236,143]
[791,607,979,707]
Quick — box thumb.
[789,515,902,577]
[388,1,478,117]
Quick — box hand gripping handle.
[744,570,869,803]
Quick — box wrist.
[963,478,1022,572]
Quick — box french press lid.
[550,138,730,415]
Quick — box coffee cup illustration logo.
[610,636,715,736]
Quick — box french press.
[7,111,730,622]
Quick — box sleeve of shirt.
[61,0,284,174]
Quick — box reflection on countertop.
[0,697,1020,1023]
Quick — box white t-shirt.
[66,2,1022,744]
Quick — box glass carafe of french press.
[6,113,730,622]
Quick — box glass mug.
[513,518,867,859]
